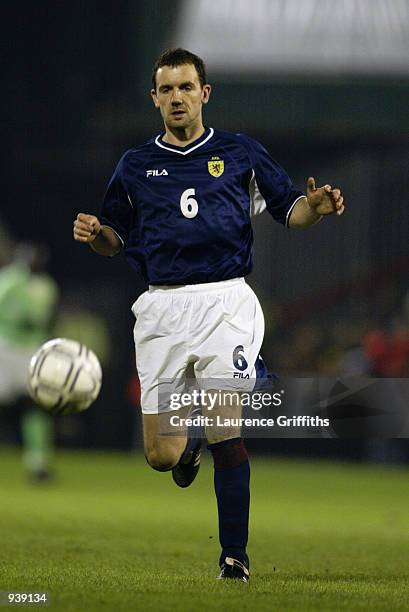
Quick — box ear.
[151,88,160,108]
[201,84,212,105]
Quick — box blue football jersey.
[100,127,304,285]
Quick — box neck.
[162,123,205,147]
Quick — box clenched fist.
[73,213,101,243]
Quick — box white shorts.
[0,340,33,405]
[132,278,265,414]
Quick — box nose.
[170,88,182,105]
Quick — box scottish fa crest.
[208,156,224,177]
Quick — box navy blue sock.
[208,438,250,567]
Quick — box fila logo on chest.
[146,169,169,177]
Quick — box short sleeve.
[100,154,133,245]
[240,135,304,227]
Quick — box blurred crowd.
[262,284,409,379]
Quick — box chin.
[169,119,189,129]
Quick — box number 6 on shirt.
[180,188,198,218]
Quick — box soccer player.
[73,48,344,581]
[0,243,59,481]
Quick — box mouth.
[171,110,186,119]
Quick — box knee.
[144,447,178,472]
[206,428,241,446]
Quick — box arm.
[73,213,122,256]
[288,177,345,228]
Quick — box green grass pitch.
[0,448,409,611]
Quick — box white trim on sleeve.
[285,195,306,228]
[127,193,134,209]
[101,225,125,247]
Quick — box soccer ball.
[27,338,102,415]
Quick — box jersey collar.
[154,127,214,156]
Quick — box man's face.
[151,63,211,130]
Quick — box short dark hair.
[151,48,207,91]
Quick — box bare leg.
[205,390,242,444]
[143,409,188,471]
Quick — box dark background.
[1,1,409,461]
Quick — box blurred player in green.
[0,243,59,481]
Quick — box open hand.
[306,177,345,216]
